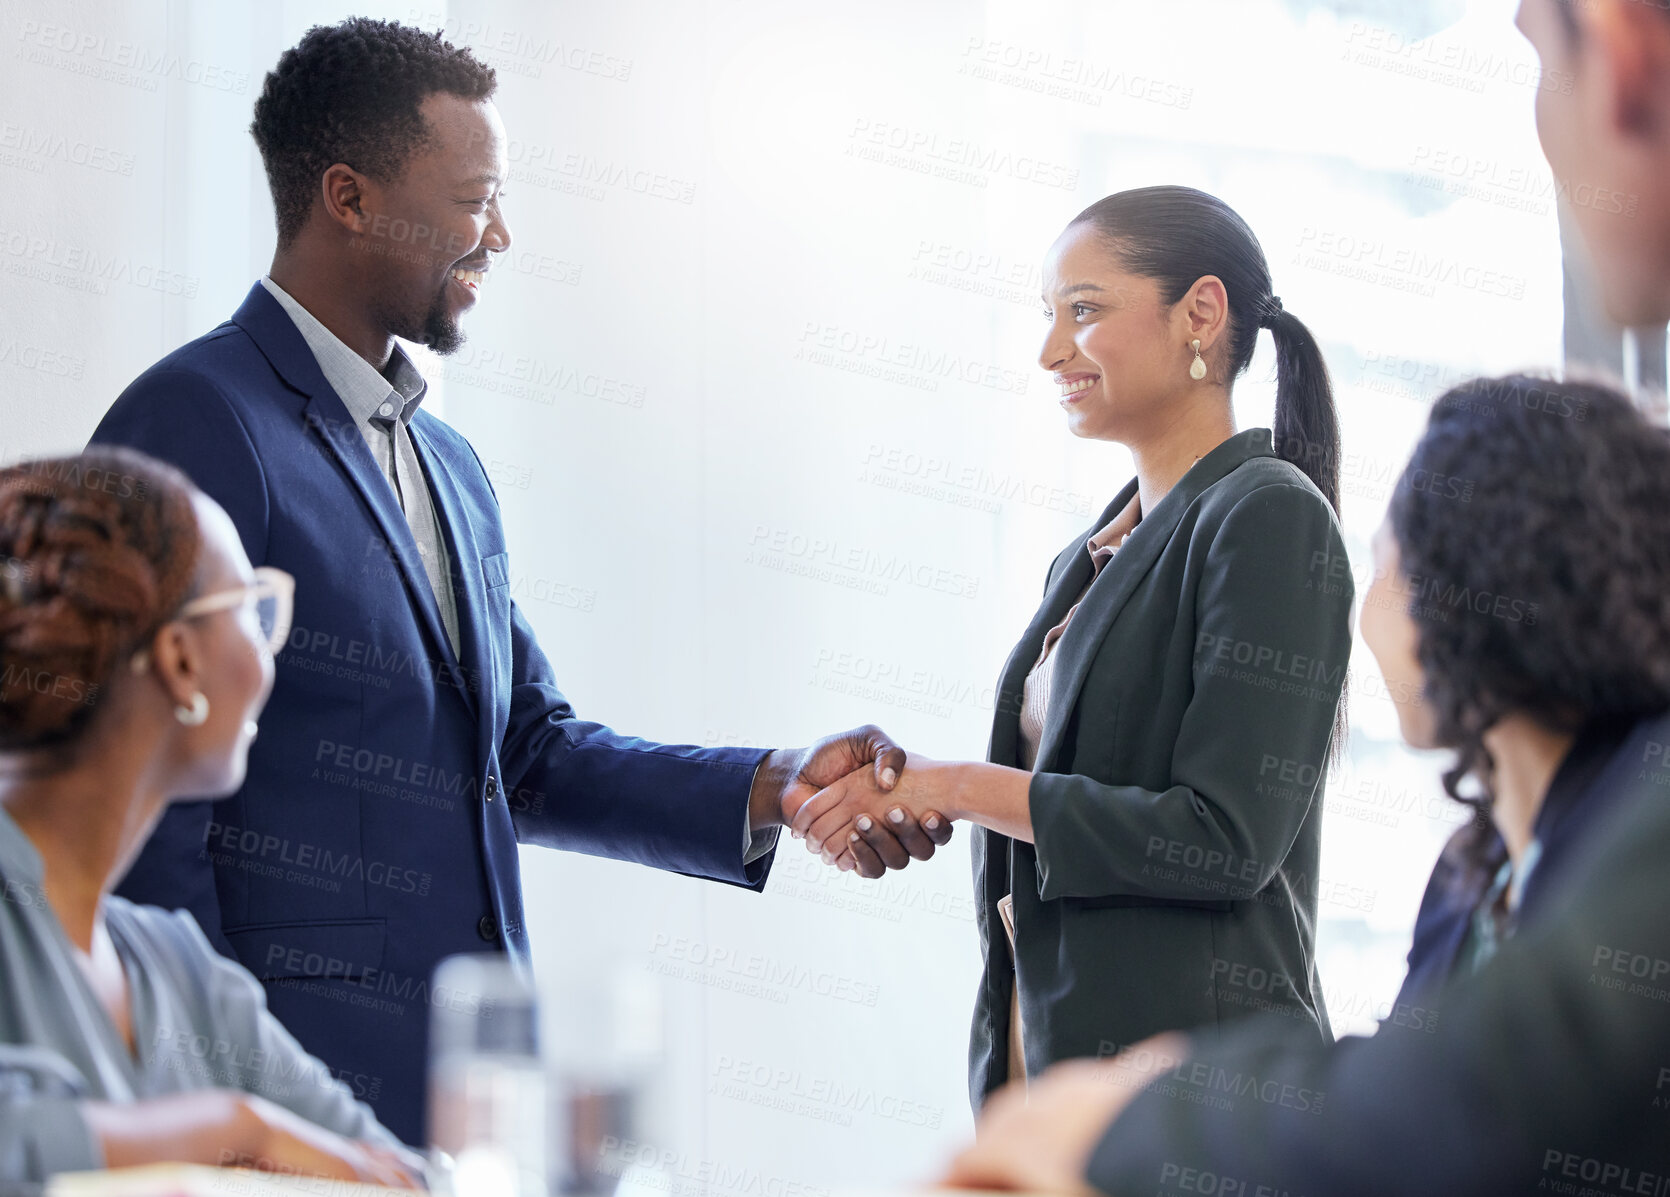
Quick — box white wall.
[1,0,1563,1190]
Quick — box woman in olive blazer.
[793,186,1354,1108]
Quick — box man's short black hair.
[251,17,496,248]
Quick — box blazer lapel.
[409,417,489,722]
[988,484,1135,768]
[1031,429,1277,772]
[230,284,462,677]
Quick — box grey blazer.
[970,428,1354,1107]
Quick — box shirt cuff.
[743,755,783,866]
[744,823,782,865]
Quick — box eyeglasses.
[131,567,296,672]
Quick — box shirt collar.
[1086,491,1143,568]
[258,276,428,426]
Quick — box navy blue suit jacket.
[92,283,773,1145]
[1394,715,1643,1012]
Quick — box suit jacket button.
[477,915,498,942]
[485,776,499,802]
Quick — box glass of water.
[429,954,549,1197]
[544,966,666,1196]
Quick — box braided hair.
[0,448,201,753]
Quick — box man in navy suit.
[91,18,945,1146]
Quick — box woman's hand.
[84,1090,424,1189]
[940,1034,1191,1193]
[791,751,952,875]
[233,1094,424,1188]
[791,754,1036,873]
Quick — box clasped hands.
[753,724,951,879]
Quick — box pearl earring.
[1189,340,1207,382]
[175,692,210,726]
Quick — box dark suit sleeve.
[1084,780,1670,1196]
[1029,483,1352,901]
[90,369,271,955]
[496,595,773,888]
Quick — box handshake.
[753,724,952,879]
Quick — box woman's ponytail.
[1264,302,1347,761]
[1265,302,1342,518]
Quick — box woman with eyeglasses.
[0,447,420,1189]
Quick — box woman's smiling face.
[1039,222,1198,444]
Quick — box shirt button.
[485,776,499,802]
[417,544,428,556]
[378,402,395,417]
[477,915,498,942]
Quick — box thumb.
[858,725,905,790]
[872,747,904,791]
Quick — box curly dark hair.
[0,448,201,756]
[1389,373,1670,829]
[251,17,496,249]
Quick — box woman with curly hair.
[0,447,419,1188]
[1362,373,1670,1005]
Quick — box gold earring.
[1189,340,1207,382]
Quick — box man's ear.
[319,164,371,234]
[1589,0,1670,138]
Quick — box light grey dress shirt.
[0,808,399,1190]
[258,276,461,658]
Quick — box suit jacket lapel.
[230,284,462,679]
[1031,429,1277,773]
[409,417,489,722]
[988,483,1135,769]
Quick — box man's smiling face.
[354,92,512,355]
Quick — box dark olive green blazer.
[969,428,1354,1107]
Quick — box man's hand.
[940,1035,1190,1194]
[789,750,953,873]
[748,725,950,878]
